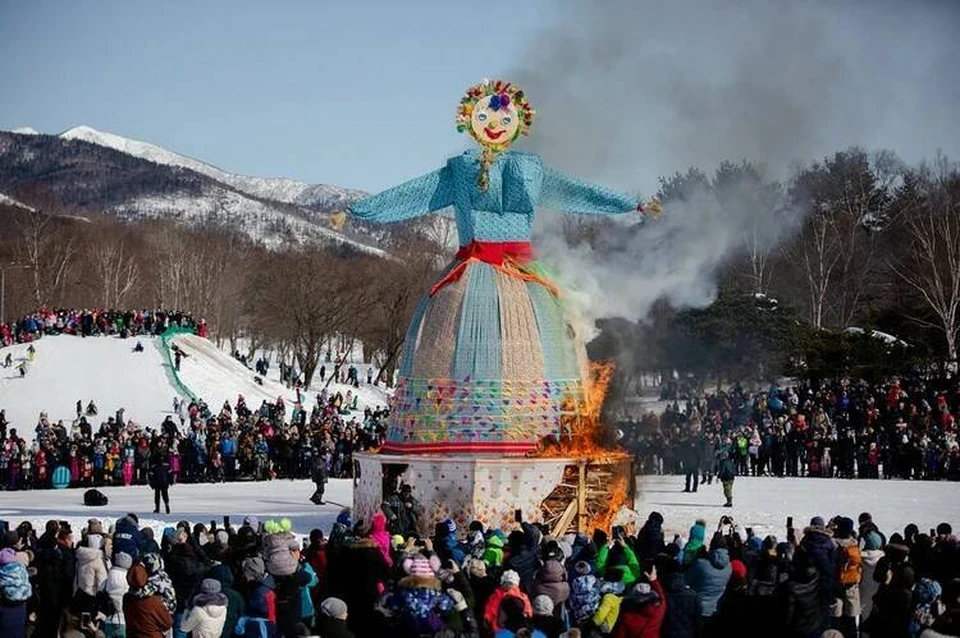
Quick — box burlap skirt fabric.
[383,260,588,454]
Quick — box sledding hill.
[0,336,175,434]
[0,334,392,438]
[167,333,391,414]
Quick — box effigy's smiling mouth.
[484,127,506,140]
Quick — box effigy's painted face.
[470,94,521,149]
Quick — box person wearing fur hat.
[317,597,354,638]
[262,519,300,577]
[570,560,601,627]
[0,547,31,638]
[483,569,532,633]
[180,579,227,638]
[609,565,665,638]
[104,552,132,638]
[123,563,174,638]
[388,554,455,637]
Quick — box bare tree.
[90,233,140,308]
[16,207,78,307]
[890,156,960,362]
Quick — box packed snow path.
[1,475,955,544]
[0,336,174,434]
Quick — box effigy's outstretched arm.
[348,165,454,224]
[540,166,645,216]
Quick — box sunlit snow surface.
[0,475,955,544]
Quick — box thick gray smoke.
[512,0,960,331]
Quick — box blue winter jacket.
[686,548,732,616]
[298,563,318,619]
[113,517,145,560]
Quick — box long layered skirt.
[383,259,588,455]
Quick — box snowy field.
[1,474,956,545]
[0,336,174,432]
[0,334,391,439]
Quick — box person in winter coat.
[317,597,354,638]
[465,558,496,621]
[531,595,564,638]
[367,511,394,569]
[180,579,227,638]
[865,563,915,638]
[636,512,666,562]
[124,563,174,638]
[570,560,601,627]
[204,562,244,638]
[779,549,824,638]
[75,533,109,597]
[831,516,861,638]
[504,524,541,594]
[656,555,701,638]
[238,556,277,638]
[611,566,666,638]
[596,539,641,586]
[104,552,132,638]
[0,547,31,638]
[165,529,208,617]
[148,457,171,514]
[331,538,390,637]
[445,587,481,638]
[860,530,885,622]
[273,564,311,638]
[483,534,505,568]
[685,534,732,618]
[594,573,626,634]
[113,515,145,561]
[528,558,570,611]
[389,555,455,637]
[483,569,532,634]
[495,595,546,638]
[682,522,707,567]
[799,517,839,611]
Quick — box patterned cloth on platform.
[350,149,639,455]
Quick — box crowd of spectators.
[0,504,956,638]
[621,378,960,484]
[0,390,389,492]
[1,308,201,345]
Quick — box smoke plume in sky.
[512,0,960,330]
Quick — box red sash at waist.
[429,240,557,297]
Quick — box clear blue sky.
[3,1,957,195]
[0,0,550,191]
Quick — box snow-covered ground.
[0,334,391,438]
[1,474,954,545]
[170,334,391,412]
[0,336,174,433]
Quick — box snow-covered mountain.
[0,126,421,253]
[58,125,366,210]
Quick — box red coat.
[611,580,666,638]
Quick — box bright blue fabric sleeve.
[539,166,639,215]
[348,165,454,223]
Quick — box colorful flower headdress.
[456,79,535,147]
[456,79,536,190]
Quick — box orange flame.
[534,361,632,534]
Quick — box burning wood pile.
[533,362,636,536]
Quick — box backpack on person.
[838,542,862,585]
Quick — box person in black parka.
[149,455,172,514]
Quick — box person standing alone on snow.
[311,451,328,505]
[149,454,171,514]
